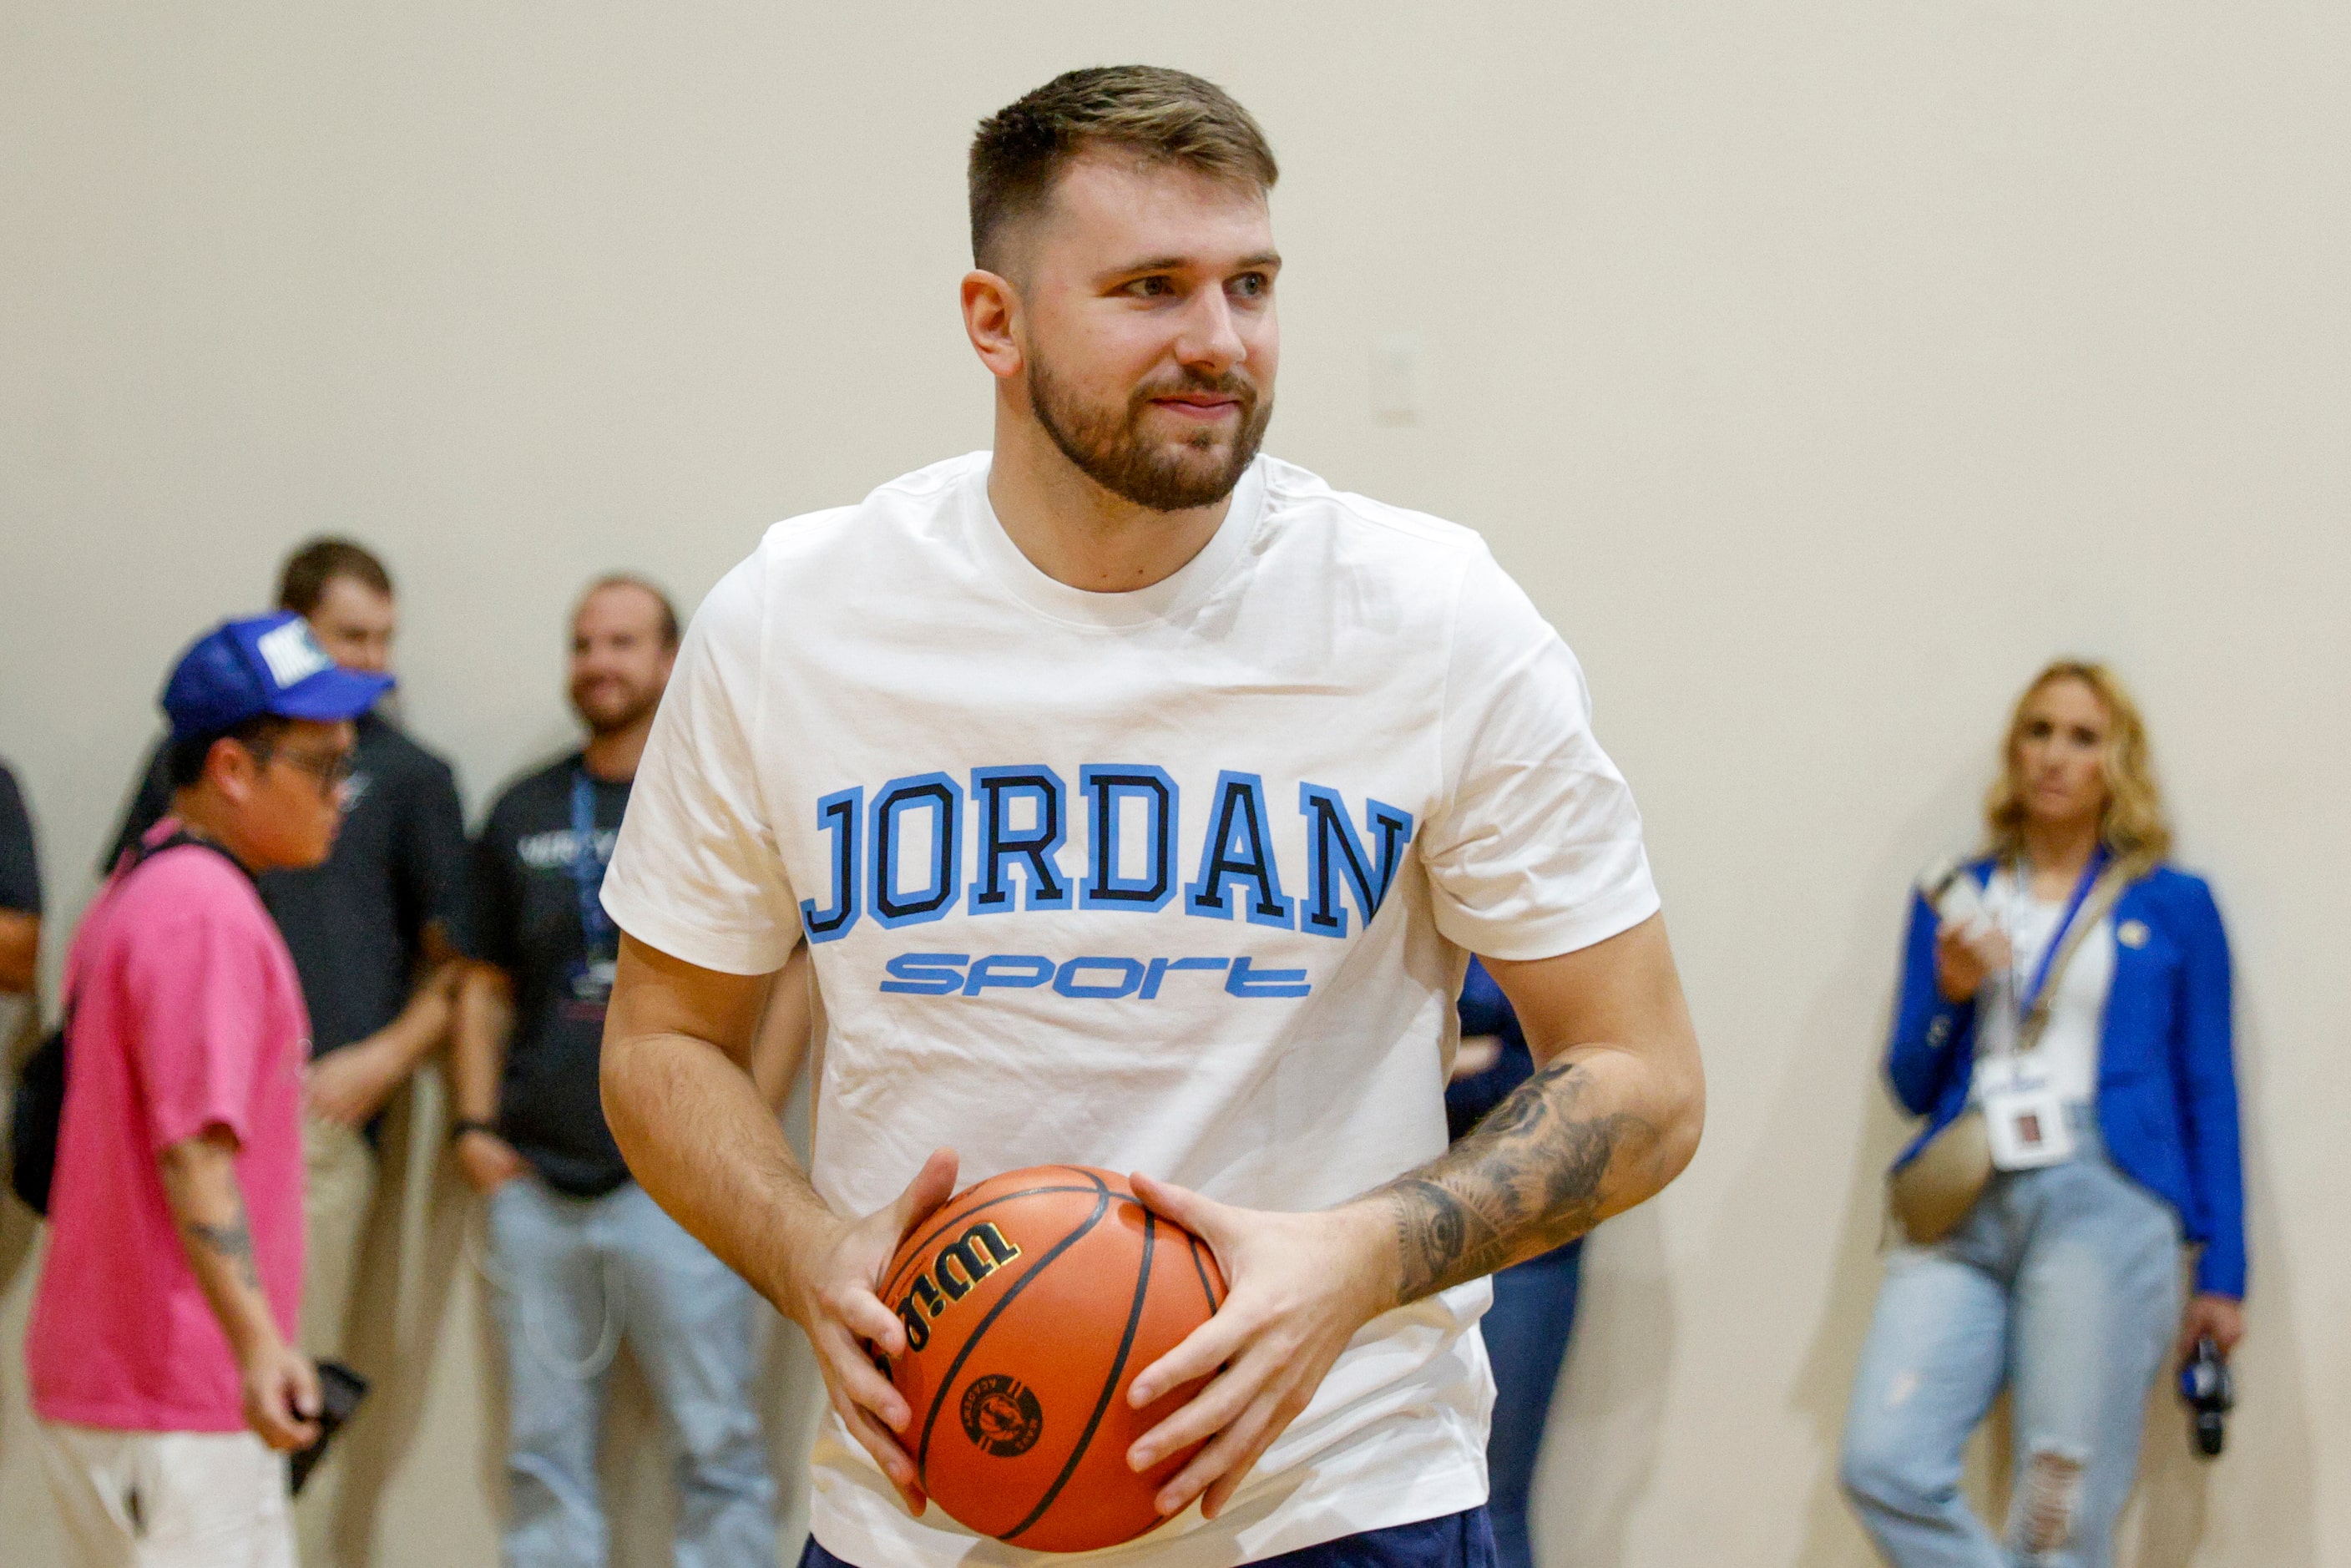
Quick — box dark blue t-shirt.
[0,762,40,916]
[464,753,634,1197]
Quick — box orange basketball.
[875,1165,1227,1553]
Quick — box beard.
[571,676,660,737]
[1029,358,1273,512]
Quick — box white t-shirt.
[1972,867,2116,1109]
[601,452,1660,1565]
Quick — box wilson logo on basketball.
[960,1373,1044,1458]
[893,1222,1023,1352]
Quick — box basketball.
[876,1165,1228,1553]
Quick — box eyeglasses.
[251,742,356,796]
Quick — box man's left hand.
[1121,1174,1395,1522]
[2177,1292,2245,1368]
[239,1335,322,1453]
[306,1039,407,1128]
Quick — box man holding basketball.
[599,66,1704,1568]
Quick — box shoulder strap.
[2015,861,2134,1055]
[116,827,250,883]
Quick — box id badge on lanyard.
[1979,1055,2071,1170]
[565,770,617,1017]
[1979,854,2102,1171]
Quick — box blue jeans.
[798,1508,1495,1566]
[1480,1242,1583,1568]
[488,1176,778,1568]
[1839,1123,2183,1568]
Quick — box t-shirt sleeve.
[463,800,525,975]
[602,552,801,975]
[398,755,472,953]
[121,878,280,1152]
[0,764,41,915]
[1416,545,1660,961]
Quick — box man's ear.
[205,736,260,804]
[961,269,1024,382]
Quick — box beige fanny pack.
[1888,861,2131,1244]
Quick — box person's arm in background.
[306,959,458,1129]
[1887,888,1986,1117]
[307,756,473,1128]
[447,799,527,1192]
[1444,957,1522,1136]
[2171,878,2246,1363]
[158,1125,321,1450]
[0,762,45,994]
[449,963,527,1191]
[0,911,34,998]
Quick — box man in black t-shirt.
[0,759,42,1003]
[453,576,776,1568]
[100,539,467,1566]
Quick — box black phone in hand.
[290,1360,371,1495]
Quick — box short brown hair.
[581,573,680,650]
[278,537,393,616]
[968,66,1278,272]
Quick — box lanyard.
[569,767,615,960]
[2010,845,2110,1019]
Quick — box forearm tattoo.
[184,1200,260,1292]
[1373,1059,1656,1305]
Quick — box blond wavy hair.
[1984,660,2172,875]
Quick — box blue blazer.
[1886,860,2246,1298]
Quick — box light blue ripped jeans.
[487,1176,778,1568]
[1839,1117,2183,1568]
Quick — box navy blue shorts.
[798,1507,1496,1567]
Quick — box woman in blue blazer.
[1840,660,2245,1568]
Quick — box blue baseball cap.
[162,612,396,743]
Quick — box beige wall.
[2,5,2343,1565]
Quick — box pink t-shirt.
[26,827,308,1432]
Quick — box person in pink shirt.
[27,611,390,1568]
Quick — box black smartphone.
[290,1360,372,1495]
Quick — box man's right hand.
[778,1146,960,1516]
[240,1336,322,1452]
[455,1127,527,1195]
[306,1036,408,1129]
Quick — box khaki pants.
[293,1114,377,1568]
[38,1422,295,1568]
